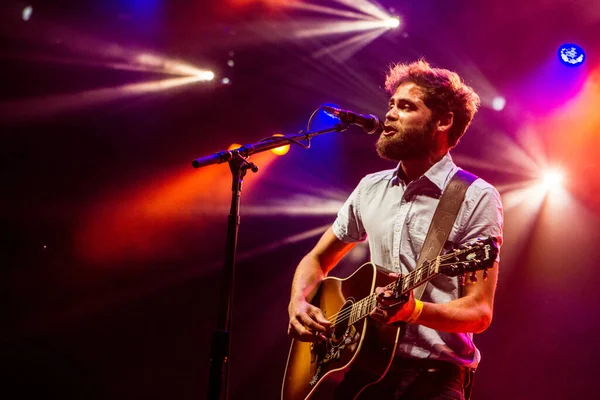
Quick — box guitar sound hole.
[331,300,353,343]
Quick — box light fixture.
[558,43,585,67]
[271,134,290,156]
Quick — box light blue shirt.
[332,153,503,368]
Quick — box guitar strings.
[326,246,489,327]
[324,245,490,328]
[326,265,423,328]
[326,251,491,328]
[326,250,449,324]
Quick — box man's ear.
[436,112,454,133]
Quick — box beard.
[376,117,437,162]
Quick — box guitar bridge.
[309,325,359,385]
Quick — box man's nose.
[385,107,398,121]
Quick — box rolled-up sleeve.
[332,180,368,243]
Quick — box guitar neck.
[396,259,441,295]
[348,260,440,325]
[344,239,496,326]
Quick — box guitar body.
[282,237,498,399]
[282,263,401,400]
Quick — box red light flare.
[76,151,278,264]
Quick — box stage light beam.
[0,75,210,121]
[198,70,215,81]
[383,17,400,29]
[541,168,565,191]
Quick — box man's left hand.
[369,273,416,324]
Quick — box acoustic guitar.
[282,237,498,400]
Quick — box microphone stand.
[192,122,349,400]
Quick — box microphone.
[322,105,383,135]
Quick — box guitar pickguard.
[308,301,361,386]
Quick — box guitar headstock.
[437,237,498,282]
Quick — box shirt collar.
[392,153,458,193]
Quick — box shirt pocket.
[405,199,436,255]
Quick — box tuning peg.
[458,274,466,286]
[469,271,478,283]
[483,269,488,281]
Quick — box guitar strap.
[412,169,478,302]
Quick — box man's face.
[376,82,437,162]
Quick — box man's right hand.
[287,299,331,342]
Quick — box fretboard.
[348,258,440,325]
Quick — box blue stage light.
[558,43,585,67]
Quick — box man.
[287,60,503,399]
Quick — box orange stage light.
[270,134,290,156]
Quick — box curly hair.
[384,59,480,147]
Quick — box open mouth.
[383,125,397,136]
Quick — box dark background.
[2,1,600,399]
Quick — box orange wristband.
[404,299,424,324]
